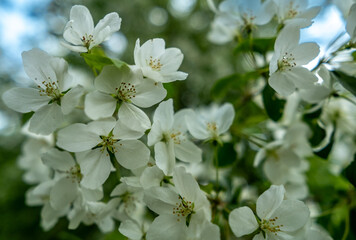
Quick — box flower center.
[148,56,162,71]
[37,79,62,103]
[81,34,94,49]
[114,82,137,103]
[66,164,83,183]
[278,52,296,71]
[286,3,299,19]
[260,217,283,236]
[98,133,119,153]
[172,195,195,225]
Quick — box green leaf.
[262,84,286,121]
[81,47,127,75]
[332,71,356,96]
[214,142,237,167]
[234,37,275,54]
[211,72,259,101]
[342,153,356,188]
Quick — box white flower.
[273,0,320,26]
[57,117,150,189]
[2,48,84,135]
[185,103,235,143]
[269,24,320,96]
[62,5,121,52]
[144,167,212,240]
[85,65,166,134]
[148,99,202,175]
[229,185,310,240]
[134,38,188,83]
[17,138,52,184]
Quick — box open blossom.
[268,24,320,96]
[273,0,320,26]
[148,99,202,175]
[57,117,150,189]
[134,38,188,83]
[62,5,121,52]
[144,167,212,240]
[185,103,235,143]
[2,48,83,135]
[229,185,310,240]
[85,65,166,134]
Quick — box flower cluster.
[3,1,356,239]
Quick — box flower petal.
[68,5,94,40]
[131,80,167,108]
[2,87,49,113]
[175,139,202,163]
[42,148,75,171]
[256,185,285,219]
[57,123,101,152]
[50,177,78,210]
[77,149,113,189]
[61,85,84,115]
[216,102,235,135]
[268,71,296,96]
[114,140,150,170]
[84,90,116,120]
[29,103,64,135]
[118,102,151,132]
[229,207,259,238]
[154,140,175,175]
[119,220,143,240]
[93,12,122,44]
[146,214,187,240]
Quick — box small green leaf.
[234,37,275,54]
[262,84,286,121]
[342,153,356,188]
[214,142,237,167]
[332,71,356,96]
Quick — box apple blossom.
[62,5,122,52]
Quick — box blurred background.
[0,0,349,239]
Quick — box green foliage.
[214,142,237,167]
[262,84,285,121]
[332,71,356,97]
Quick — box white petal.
[133,38,142,66]
[2,87,49,113]
[147,120,163,146]
[131,80,167,108]
[216,103,235,135]
[201,222,221,240]
[61,85,84,115]
[49,56,71,91]
[93,12,122,44]
[87,117,117,136]
[84,91,116,120]
[63,20,83,46]
[114,140,150,169]
[68,5,94,39]
[50,177,78,210]
[119,220,143,240]
[57,123,101,152]
[155,140,175,175]
[175,140,202,163]
[146,214,187,240]
[60,41,87,52]
[112,118,145,140]
[288,67,318,89]
[229,207,259,237]
[252,232,265,240]
[173,166,201,203]
[140,166,165,189]
[272,199,310,232]
[29,103,64,135]
[140,38,166,60]
[268,71,296,96]
[22,49,57,87]
[153,99,174,131]
[95,65,127,94]
[144,187,179,215]
[42,148,75,171]
[77,149,113,189]
[118,102,151,132]
[292,42,319,66]
[185,111,210,140]
[159,48,184,73]
[161,71,188,83]
[256,185,285,219]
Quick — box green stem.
[341,210,350,240]
[213,144,220,190]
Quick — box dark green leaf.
[262,84,286,121]
[332,71,356,96]
[342,153,356,188]
[234,37,275,54]
[215,142,237,167]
